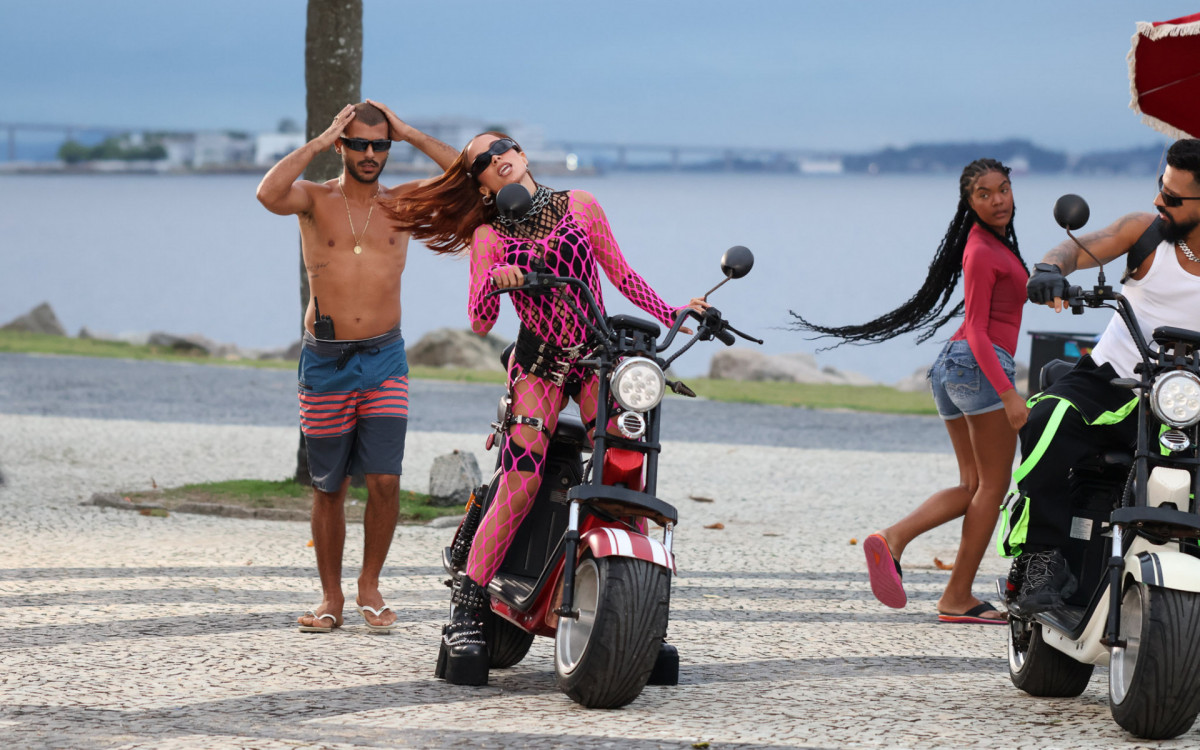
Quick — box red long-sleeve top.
[948,224,1028,395]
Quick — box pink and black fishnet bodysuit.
[463,189,681,586]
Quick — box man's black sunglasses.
[1159,175,1200,208]
[340,137,392,152]
[469,138,519,177]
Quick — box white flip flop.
[356,603,397,634]
[298,610,339,633]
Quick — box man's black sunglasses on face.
[1159,175,1200,208]
[469,138,518,177]
[341,137,392,152]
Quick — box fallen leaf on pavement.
[306,539,315,547]
[934,557,954,570]
[763,532,782,537]
[703,522,725,530]
[688,494,714,503]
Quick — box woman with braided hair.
[386,132,707,682]
[792,158,1029,624]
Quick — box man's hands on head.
[365,100,412,142]
[316,104,356,151]
[1028,262,1069,312]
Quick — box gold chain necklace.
[339,179,380,255]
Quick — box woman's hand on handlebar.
[677,297,711,336]
[1000,388,1029,431]
[490,264,525,289]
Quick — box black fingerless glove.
[1027,263,1067,304]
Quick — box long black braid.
[789,158,1028,346]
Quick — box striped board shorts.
[298,326,409,492]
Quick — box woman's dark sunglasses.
[1159,175,1200,208]
[340,137,392,152]
[469,138,519,177]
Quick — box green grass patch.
[128,478,463,523]
[684,378,937,415]
[0,330,294,369]
[407,365,507,384]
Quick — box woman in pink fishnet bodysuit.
[387,132,707,680]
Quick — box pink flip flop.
[864,533,906,608]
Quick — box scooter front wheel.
[554,553,670,708]
[1109,583,1200,740]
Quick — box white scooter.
[1001,194,1200,740]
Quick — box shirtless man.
[257,101,456,633]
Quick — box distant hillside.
[843,139,1067,174]
[1070,144,1166,176]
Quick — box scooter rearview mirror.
[1053,194,1090,232]
[703,245,754,300]
[496,183,532,222]
[1054,193,1108,287]
[720,245,754,279]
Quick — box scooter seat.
[1100,449,1133,468]
[554,411,588,446]
[1039,358,1075,392]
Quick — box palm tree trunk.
[295,0,362,484]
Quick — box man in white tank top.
[1002,139,1200,615]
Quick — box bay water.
[0,171,1156,382]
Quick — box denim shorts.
[928,339,1016,420]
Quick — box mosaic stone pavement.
[0,414,1187,749]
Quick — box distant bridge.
[1,122,845,173]
[545,140,841,172]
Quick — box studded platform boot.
[435,575,490,686]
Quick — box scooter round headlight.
[1150,370,1200,428]
[610,356,665,412]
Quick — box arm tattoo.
[1042,242,1079,274]
[1040,213,1149,274]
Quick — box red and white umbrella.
[1128,12,1200,138]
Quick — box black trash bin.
[1026,331,1099,394]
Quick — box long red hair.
[383,131,514,255]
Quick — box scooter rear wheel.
[484,608,534,669]
[554,553,670,708]
[1008,617,1093,697]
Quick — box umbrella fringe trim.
[1127,19,1200,139]
[1135,18,1200,42]
[1137,113,1194,141]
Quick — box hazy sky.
[3,1,1197,153]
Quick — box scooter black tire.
[1109,583,1200,740]
[484,608,535,669]
[554,553,670,709]
[1008,618,1093,697]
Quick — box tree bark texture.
[296,0,362,484]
